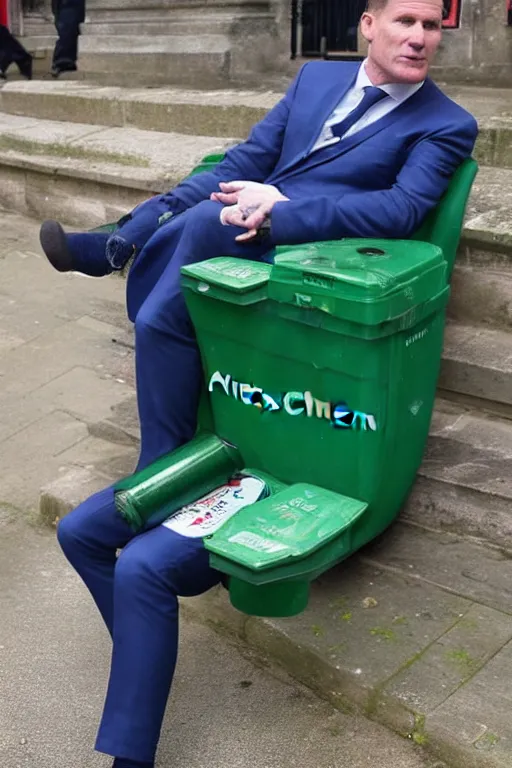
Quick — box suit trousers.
[57,200,273,762]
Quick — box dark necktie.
[331,85,388,139]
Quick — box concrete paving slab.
[383,603,512,714]
[0,409,89,511]
[0,515,436,768]
[0,211,137,515]
[34,366,134,424]
[426,640,512,768]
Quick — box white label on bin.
[162,476,265,538]
[228,531,289,554]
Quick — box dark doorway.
[291,0,367,58]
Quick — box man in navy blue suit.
[40,0,477,766]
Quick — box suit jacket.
[171,61,478,244]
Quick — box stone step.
[0,112,509,334]
[0,80,510,167]
[20,34,56,50]
[20,18,56,37]
[0,111,235,229]
[0,81,277,137]
[404,398,512,550]
[0,109,507,276]
[439,323,512,411]
[81,7,273,37]
[76,34,233,89]
[451,165,512,330]
[181,519,512,767]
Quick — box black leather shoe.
[51,64,77,78]
[39,220,74,272]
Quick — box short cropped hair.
[365,0,388,11]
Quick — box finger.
[223,210,246,228]
[243,201,273,230]
[235,229,258,242]
[214,192,240,205]
[218,181,246,192]
[242,211,267,230]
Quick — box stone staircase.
[1,77,512,766]
[73,0,284,88]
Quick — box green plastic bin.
[180,238,450,615]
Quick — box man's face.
[361,0,443,84]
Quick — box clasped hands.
[210,181,289,242]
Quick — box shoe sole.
[39,220,73,272]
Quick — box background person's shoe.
[51,63,77,78]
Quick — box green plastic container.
[182,239,449,615]
[114,432,243,530]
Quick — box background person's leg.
[95,526,221,764]
[0,25,32,77]
[52,0,84,73]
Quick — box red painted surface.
[0,0,9,28]
[442,0,460,28]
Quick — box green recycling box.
[181,239,449,616]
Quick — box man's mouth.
[400,55,426,64]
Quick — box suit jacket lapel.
[273,79,432,185]
[271,64,359,181]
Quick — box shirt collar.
[355,59,424,103]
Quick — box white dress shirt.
[311,60,424,153]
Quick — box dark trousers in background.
[0,24,32,75]
[51,0,85,71]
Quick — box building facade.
[6,0,512,86]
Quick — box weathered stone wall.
[20,0,512,87]
[431,0,512,85]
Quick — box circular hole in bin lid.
[356,247,386,256]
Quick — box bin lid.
[205,483,367,571]
[182,257,271,299]
[268,239,446,326]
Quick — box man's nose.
[408,22,425,49]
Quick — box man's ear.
[360,11,375,43]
